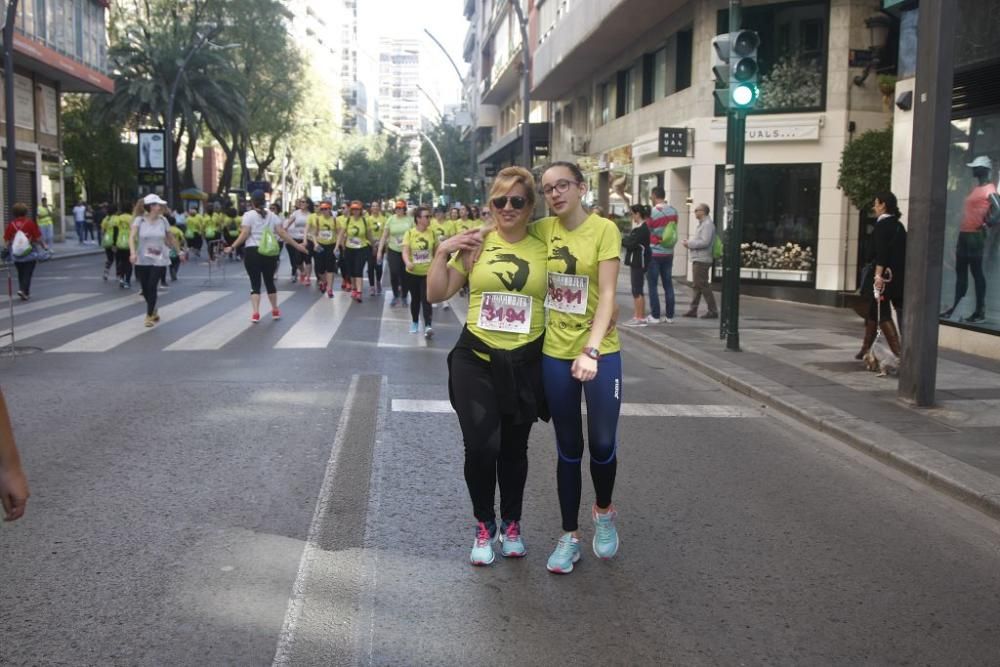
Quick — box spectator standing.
[645,187,678,323]
[37,196,54,247]
[72,200,87,244]
[622,204,652,327]
[682,203,718,319]
[84,203,96,242]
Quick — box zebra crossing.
[1,289,466,354]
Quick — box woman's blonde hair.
[488,166,536,212]
[132,198,146,217]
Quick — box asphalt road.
[1,256,999,666]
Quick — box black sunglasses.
[491,196,528,210]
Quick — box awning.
[180,188,209,201]
[13,33,114,94]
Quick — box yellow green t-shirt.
[336,215,348,235]
[449,230,548,352]
[313,213,338,245]
[402,227,437,276]
[530,213,622,359]
[455,219,479,234]
[430,220,454,243]
[116,213,133,237]
[169,225,184,247]
[368,214,386,239]
[343,216,371,249]
[386,214,414,253]
[185,214,201,234]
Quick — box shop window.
[638,173,664,206]
[716,1,828,115]
[939,114,1000,332]
[714,164,821,283]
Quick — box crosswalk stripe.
[274,291,352,349]
[164,292,293,351]
[0,293,98,317]
[0,294,136,341]
[377,291,428,348]
[391,399,764,418]
[49,291,229,353]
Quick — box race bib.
[348,236,363,248]
[319,230,334,241]
[144,245,164,260]
[545,272,588,315]
[413,249,431,264]
[478,292,531,334]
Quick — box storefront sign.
[710,118,821,143]
[658,127,690,157]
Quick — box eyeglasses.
[491,196,528,210]
[541,179,580,196]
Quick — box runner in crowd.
[168,217,187,282]
[336,204,351,291]
[401,206,437,337]
[534,161,623,574]
[225,190,306,322]
[377,200,414,307]
[223,207,241,260]
[366,202,386,296]
[203,202,223,262]
[129,194,181,328]
[100,203,118,281]
[283,198,312,285]
[116,201,138,289]
[185,207,203,258]
[3,203,48,301]
[338,201,373,303]
[309,201,339,298]
[427,166,549,566]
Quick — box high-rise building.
[378,38,422,162]
[339,0,362,134]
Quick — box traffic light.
[711,33,732,109]
[729,30,760,109]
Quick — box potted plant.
[878,74,897,110]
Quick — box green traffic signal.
[732,83,758,108]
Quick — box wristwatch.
[582,346,601,360]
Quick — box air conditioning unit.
[570,136,590,155]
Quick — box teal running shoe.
[592,508,619,559]
[470,521,497,566]
[409,322,419,334]
[499,520,526,558]
[546,533,581,574]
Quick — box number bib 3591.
[545,272,588,315]
[478,292,532,334]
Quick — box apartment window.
[675,28,692,91]
[35,0,46,41]
[717,1,829,114]
[74,0,83,59]
[615,66,636,118]
[599,81,612,126]
[642,48,666,106]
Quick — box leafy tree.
[419,122,474,206]
[62,95,137,204]
[837,127,893,212]
[332,135,411,203]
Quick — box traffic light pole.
[721,0,744,351]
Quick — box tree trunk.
[181,120,199,191]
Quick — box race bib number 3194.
[545,272,588,315]
[478,292,532,334]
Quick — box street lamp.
[853,13,892,86]
[163,25,224,209]
[508,0,531,169]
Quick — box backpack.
[257,210,280,256]
[11,229,32,257]
[712,234,724,260]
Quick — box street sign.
[658,127,690,157]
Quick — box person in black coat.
[622,204,652,326]
[857,191,906,360]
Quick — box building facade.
[378,37,422,162]
[2,0,113,235]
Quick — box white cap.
[143,193,167,206]
[967,156,993,170]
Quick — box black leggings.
[953,231,986,314]
[134,265,165,316]
[387,249,408,299]
[286,242,304,276]
[244,247,278,295]
[449,347,533,523]
[367,248,383,287]
[115,249,132,282]
[406,273,432,325]
[104,248,115,270]
[14,260,36,296]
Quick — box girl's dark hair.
[544,160,585,184]
[874,191,901,218]
[630,204,649,217]
[413,206,431,223]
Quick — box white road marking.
[274,291,351,349]
[271,375,360,667]
[0,294,136,341]
[377,291,427,348]
[391,399,764,418]
[0,293,97,316]
[165,292,293,351]
[49,291,229,352]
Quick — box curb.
[620,326,1000,522]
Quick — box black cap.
[251,189,266,203]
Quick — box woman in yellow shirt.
[401,206,438,337]
[337,200,374,303]
[309,202,339,298]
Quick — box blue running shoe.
[409,322,419,334]
[546,533,581,574]
[499,520,526,558]
[470,521,497,566]
[592,508,619,559]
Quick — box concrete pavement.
[618,278,1000,521]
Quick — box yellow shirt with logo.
[430,220,455,243]
[367,214,386,240]
[455,219,479,234]
[313,213,338,245]
[402,227,437,276]
[343,216,371,249]
[530,213,622,360]
[449,230,547,352]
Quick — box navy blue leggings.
[542,352,622,532]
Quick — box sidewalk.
[617,278,1000,521]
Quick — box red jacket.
[4,217,42,243]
